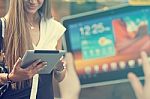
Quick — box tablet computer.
[21,50,66,74]
[62,5,150,88]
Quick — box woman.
[0,0,66,99]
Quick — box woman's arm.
[56,36,63,50]
[54,36,66,82]
[53,36,67,98]
[0,58,47,84]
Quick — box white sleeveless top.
[30,18,66,99]
[2,17,66,50]
[33,17,66,50]
[1,17,66,99]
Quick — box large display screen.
[63,6,150,87]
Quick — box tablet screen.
[63,5,150,87]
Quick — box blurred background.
[0,0,128,20]
[0,0,145,99]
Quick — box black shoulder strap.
[0,18,2,51]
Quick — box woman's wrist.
[6,73,14,83]
[0,73,10,84]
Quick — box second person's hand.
[128,52,150,99]
[59,53,81,99]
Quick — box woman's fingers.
[26,59,42,70]
[128,72,143,99]
[25,59,47,74]
[13,57,22,69]
[33,62,47,73]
